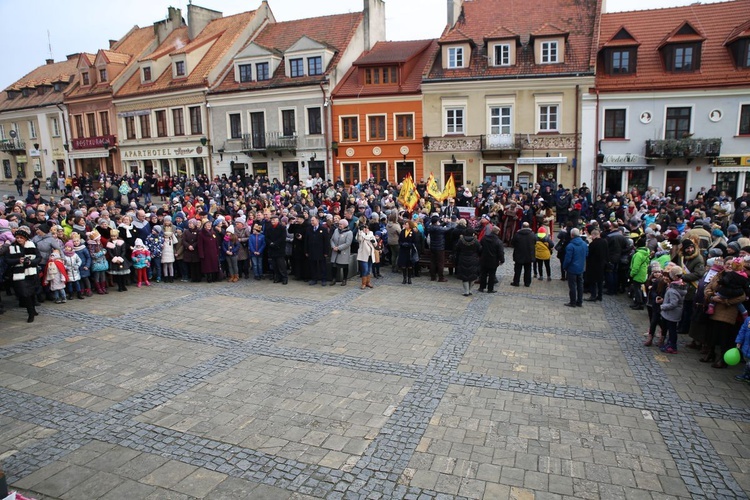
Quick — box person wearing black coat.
[426,216,450,282]
[511,222,536,287]
[454,227,481,296]
[265,215,288,284]
[7,227,42,322]
[478,226,505,293]
[585,229,609,301]
[397,221,418,284]
[305,216,330,285]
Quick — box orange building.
[331,40,438,185]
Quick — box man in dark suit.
[265,214,288,285]
[305,216,330,286]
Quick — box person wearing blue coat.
[71,233,93,296]
[562,228,589,307]
[248,224,266,280]
[734,317,750,382]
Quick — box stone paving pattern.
[1,260,749,499]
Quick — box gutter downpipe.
[320,80,331,181]
[574,84,580,188]
[594,88,600,195]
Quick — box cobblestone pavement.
[1,259,749,499]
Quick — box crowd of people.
[1,172,749,382]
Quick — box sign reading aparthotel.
[120,146,206,160]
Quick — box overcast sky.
[0,0,729,91]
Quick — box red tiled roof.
[725,20,750,45]
[0,58,78,111]
[656,21,705,49]
[601,27,640,48]
[333,39,438,98]
[427,0,601,81]
[118,10,257,97]
[212,12,363,94]
[483,26,520,42]
[101,50,132,65]
[596,0,750,92]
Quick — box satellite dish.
[9,130,17,138]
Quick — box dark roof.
[426,0,601,81]
[597,0,750,92]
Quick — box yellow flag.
[399,174,420,211]
[442,173,456,201]
[397,173,411,206]
[426,173,443,201]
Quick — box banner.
[426,173,443,201]
[442,174,456,201]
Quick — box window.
[370,162,387,183]
[82,72,90,85]
[395,114,414,140]
[99,111,110,136]
[539,105,559,131]
[368,115,386,141]
[51,118,60,137]
[125,116,136,140]
[740,105,750,135]
[172,108,184,136]
[494,44,511,66]
[256,62,270,81]
[86,114,96,137]
[0,124,5,140]
[175,61,186,77]
[142,67,152,82]
[308,56,323,76]
[666,44,700,72]
[448,47,463,68]
[139,114,151,138]
[490,107,512,135]
[341,116,358,141]
[21,88,29,97]
[155,110,167,137]
[343,163,359,185]
[604,109,626,139]
[365,67,398,85]
[53,82,63,92]
[290,58,304,77]
[609,49,634,74]
[239,64,252,83]
[189,106,202,135]
[446,108,465,134]
[307,107,322,135]
[75,115,84,138]
[665,107,691,139]
[281,109,296,137]
[229,113,242,139]
[541,41,558,63]
[27,120,36,139]
[99,68,108,82]
[444,162,464,188]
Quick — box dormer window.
[541,41,558,63]
[53,82,63,92]
[239,64,252,83]
[7,90,19,99]
[448,47,464,68]
[175,61,186,77]
[727,39,750,69]
[494,44,511,66]
[665,43,700,72]
[290,58,304,78]
[99,68,108,82]
[21,88,29,97]
[37,86,46,96]
[605,48,636,74]
[142,67,152,82]
[82,72,90,86]
[365,67,398,85]
[308,56,323,76]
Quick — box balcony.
[0,138,26,152]
[646,138,722,163]
[481,134,522,152]
[242,132,298,156]
[521,133,579,150]
[423,135,482,152]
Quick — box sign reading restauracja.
[120,146,206,160]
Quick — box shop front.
[119,145,209,179]
[69,135,117,177]
[483,164,514,189]
[712,156,750,198]
[517,156,568,190]
[598,154,653,195]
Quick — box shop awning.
[711,166,750,173]
[600,163,653,170]
[67,150,109,160]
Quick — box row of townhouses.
[0,0,748,200]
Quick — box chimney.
[45,59,54,65]
[66,53,80,61]
[363,0,386,51]
[154,7,184,45]
[447,0,462,27]
[109,39,117,49]
[188,4,223,41]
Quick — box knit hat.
[152,225,162,234]
[63,240,75,255]
[134,238,144,247]
[708,248,723,258]
[538,226,547,234]
[728,241,741,253]
[175,211,186,220]
[226,225,235,234]
[37,222,51,234]
[669,267,683,280]
[281,216,289,224]
[15,226,32,239]
[163,215,172,223]
[649,261,662,272]
[728,224,739,234]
